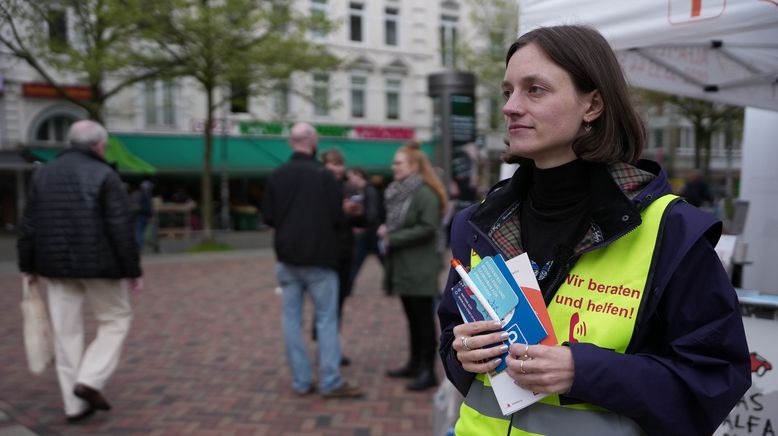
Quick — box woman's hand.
[452,320,509,374]
[377,224,389,239]
[505,344,575,395]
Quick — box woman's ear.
[584,90,604,122]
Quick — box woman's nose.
[502,94,525,116]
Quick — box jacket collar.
[58,148,117,171]
[289,151,317,161]
[469,158,670,251]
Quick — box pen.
[451,259,501,322]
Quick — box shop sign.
[239,121,414,140]
[22,82,92,101]
[190,118,234,134]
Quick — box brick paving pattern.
[0,250,446,435]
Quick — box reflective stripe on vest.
[456,194,678,436]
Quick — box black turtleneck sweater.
[520,159,591,290]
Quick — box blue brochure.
[451,255,548,373]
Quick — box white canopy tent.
[519,0,778,293]
[518,0,778,110]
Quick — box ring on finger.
[520,359,527,374]
[461,336,472,351]
[521,344,530,360]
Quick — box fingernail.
[500,332,509,338]
[500,345,509,352]
[493,321,502,328]
[494,358,503,365]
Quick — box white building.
[0,0,484,228]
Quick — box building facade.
[0,0,482,229]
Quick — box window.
[313,73,329,116]
[144,81,157,126]
[230,81,249,113]
[350,76,366,118]
[271,3,290,33]
[349,3,364,42]
[47,7,68,51]
[162,80,175,125]
[310,0,327,39]
[385,78,401,120]
[144,80,177,127]
[440,15,458,67]
[36,115,76,142]
[384,7,398,46]
[651,128,665,149]
[679,127,694,149]
[273,81,290,117]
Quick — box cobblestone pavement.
[0,250,449,435]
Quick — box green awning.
[105,137,156,173]
[112,133,435,176]
[28,136,157,174]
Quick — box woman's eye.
[502,90,511,100]
[527,85,545,96]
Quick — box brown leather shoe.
[321,381,364,399]
[74,383,112,411]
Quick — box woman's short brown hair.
[505,25,645,164]
[321,148,345,165]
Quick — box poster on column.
[714,314,778,436]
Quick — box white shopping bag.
[21,277,54,375]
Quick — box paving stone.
[0,250,448,435]
[0,426,37,436]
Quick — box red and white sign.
[668,0,726,24]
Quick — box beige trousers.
[45,278,133,416]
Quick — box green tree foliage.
[148,0,340,240]
[0,0,175,122]
[640,91,743,179]
[457,0,519,132]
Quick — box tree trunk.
[693,125,703,170]
[201,87,214,241]
[699,128,713,180]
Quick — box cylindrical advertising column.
[428,72,477,206]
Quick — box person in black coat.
[17,120,143,423]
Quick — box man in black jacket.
[17,120,143,423]
[263,122,362,398]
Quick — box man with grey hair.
[263,122,363,398]
[18,119,143,423]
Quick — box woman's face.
[325,160,345,180]
[502,43,597,168]
[391,151,417,181]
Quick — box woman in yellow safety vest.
[437,25,751,436]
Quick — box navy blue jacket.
[438,159,750,436]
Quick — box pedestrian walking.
[263,122,363,398]
[129,180,157,253]
[437,25,750,435]
[379,140,447,391]
[17,120,143,423]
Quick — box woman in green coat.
[378,140,448,391]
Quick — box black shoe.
[66,407,95,424]
[386,363,420,378]
[74,383,112,411]
[406,369,437,391]
[341,356,351,367]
